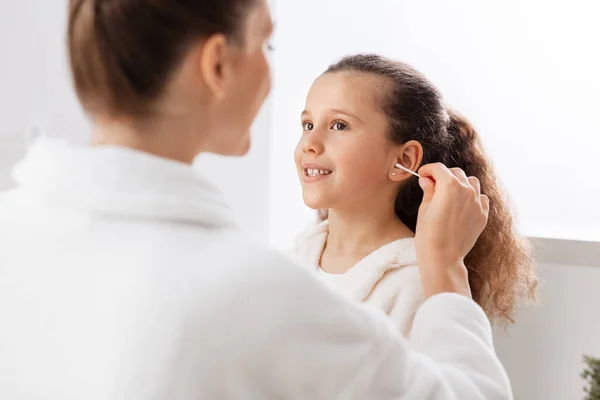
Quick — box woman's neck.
[320,207,414,274]
[91,113,204,165]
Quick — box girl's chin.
[302,195,327,211]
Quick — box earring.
[392,172,396,176]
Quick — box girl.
[291,54,538,334]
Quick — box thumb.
[419,177,435,204]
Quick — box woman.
[0,0,510,398]
[291,54,537,335]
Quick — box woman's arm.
[367,292,510,399]
[223,253,510,399]
[414,164,490,300]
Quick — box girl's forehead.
[305,72,385,115]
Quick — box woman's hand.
[414,163,490,299]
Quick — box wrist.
[418,253,466,273]
[419,260,472,299]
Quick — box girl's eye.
[331,121,348,131]
[302,122,314,131]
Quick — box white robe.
[0,138,512,399]
[290,221,425,336]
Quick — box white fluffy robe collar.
[11,138,237,229]
[292,221,418,302]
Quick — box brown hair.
[320,54,538,323]
[67,0,257,117]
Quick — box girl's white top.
[290,221,425,336]
[0,137,511,399]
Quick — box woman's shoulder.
[204,233,320,286]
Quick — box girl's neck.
[320,207,414,274]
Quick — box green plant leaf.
[583,355,600,400]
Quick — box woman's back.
[0,139,376,398]
[0,139,266,396]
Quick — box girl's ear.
[389,140,423,182]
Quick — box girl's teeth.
[306,168,331,177]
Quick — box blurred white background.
[1,1,599,399]
[269,0,600,248]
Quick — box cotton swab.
[394,162,421,178]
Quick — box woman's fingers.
[450,167,469,185]
[452,170,481,203]
[468,176,481,195]
[420,165,481,200]
[480,194,490,216]
[418,163,455,185]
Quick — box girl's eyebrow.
[301,109,363,124]
[329,108,363,124]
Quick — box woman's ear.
[389,140,423,182]
[195,33,230,100]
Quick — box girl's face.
[294,72,401,213]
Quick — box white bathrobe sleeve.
[221,252,512,399]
